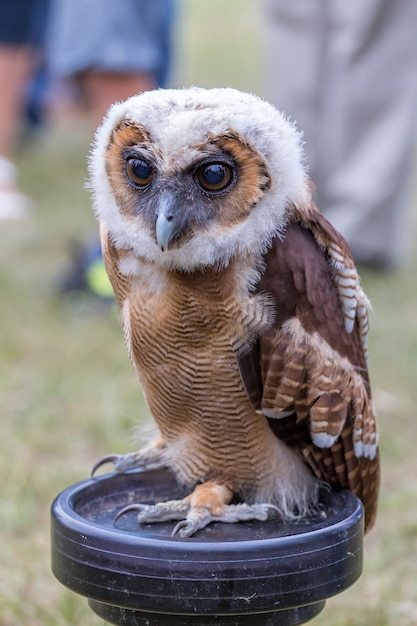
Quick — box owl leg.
[91,436,166,476]
[114,481,280,538]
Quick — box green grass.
[1,1,417,623]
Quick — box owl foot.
[91,438,166,476]
[113,481,282,538]
[171,501,280,538]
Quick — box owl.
[89,87,379,537]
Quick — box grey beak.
[156,212,177,252]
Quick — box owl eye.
[195,162,233,193]
[126,158,154,188]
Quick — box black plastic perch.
[51,468,363,625]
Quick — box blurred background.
[1,1,417,624]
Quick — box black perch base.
[51,469,364,626]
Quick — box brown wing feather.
[243,216,379,530]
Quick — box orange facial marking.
[105,121,153,217]
[210,132,271,228]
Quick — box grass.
[1,0,417,624]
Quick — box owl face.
[90,88,309,271]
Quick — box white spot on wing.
[354,437,378,459]
[344,316,355,334]
[311,432,339,448]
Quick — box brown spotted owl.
[89,87,379,537]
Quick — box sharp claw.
[172,520,194,538]
[113,504,145,526]
[91,454,119,477]
[265,504,283,518]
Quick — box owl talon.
[264,504,283,517]
[114,499,189,528]
[91,454,119,477]
[214,502,282,523]
[113,503,146,525]
[90,452,140,476]
[172,519,200,538]
[91,443,167,477]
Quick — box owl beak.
[156,211,180,252]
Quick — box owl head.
[89,87,309,271]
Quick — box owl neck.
[117,247,265,299]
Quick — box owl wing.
[239,207,379,530]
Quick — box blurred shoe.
[0,189,33,219]
[0,155,33,219]
[57,239,114,305]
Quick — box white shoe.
[0,156,33,220]
[0,189,33,219]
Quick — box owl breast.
[121,257,286,498]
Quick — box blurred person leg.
[262,0,417,269]
[0,0,48,218]
[0,46,33,217]
[47,0,175,299]
[47,0,174,124]
[79,71,156,126]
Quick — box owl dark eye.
[126,158,154,188]
[196,162,233,193]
